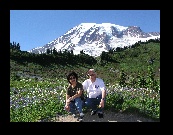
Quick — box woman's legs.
[68,101,77,114]
[66,97,84,116]
[74,97,83,113]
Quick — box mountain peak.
[28,23,160,57]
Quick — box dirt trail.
[43,110,159,122]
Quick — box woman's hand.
[65,105,70,111]
[67,97,73,103]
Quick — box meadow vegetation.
[10,39,160,122]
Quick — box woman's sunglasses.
[69,76,76,80]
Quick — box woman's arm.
[71,89,83,100]
[66,94,71,106]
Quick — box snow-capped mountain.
[28,23,160,57]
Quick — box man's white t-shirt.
[82,78,106,98]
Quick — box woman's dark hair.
[67,71,78,84]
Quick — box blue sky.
[10,10,160,51]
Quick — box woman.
[64,71,84,118]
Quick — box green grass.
[10,77,160,122]
[10,41,160,122]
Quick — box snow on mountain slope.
[28,23,160,57]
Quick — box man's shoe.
[91,110,97,116]
[98,112,104,118]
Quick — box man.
[82,69,106,118]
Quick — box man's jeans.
[84,94,106,112]
[68,97,83,114]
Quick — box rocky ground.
[39,110,159,122]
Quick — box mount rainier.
[28,23,160,57]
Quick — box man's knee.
[84,99,93,108]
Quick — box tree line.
[10,38,160,67]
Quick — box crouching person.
[64,71,84,120]
[82,69,106,118]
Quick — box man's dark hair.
[67,71,78,84]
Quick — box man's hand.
[99,99,104,108]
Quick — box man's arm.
[99,89,106,108]
[101,79,106,100]
[99,80,106,107]
[101,89,106,100]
